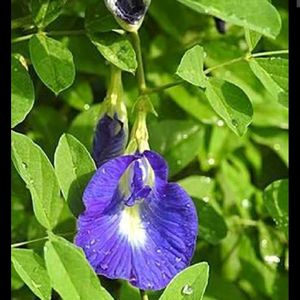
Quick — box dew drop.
[207,158,215,166]
[155,261,161,267]
[130,275,137,283]
[84,104,90,110]
[181,284,193,295]
[100,263,108,270]
[22,162,28,169]
[175,257,182,263]
[147,283,154,289]
[90,239,96,245]
[185,203,191,208]
[217,119,225,127]
[232,119,238,127]
[156,248,162,254]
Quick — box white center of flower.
[119,205,146,247]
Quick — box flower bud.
[104,0,151,32]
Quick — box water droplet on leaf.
[182,284,193,295]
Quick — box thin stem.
[130,31,147,93]
[204,56,245,74]
[11,231,75,248]
[142,80,184,95]
[47,30,86,36]
[251,49,289,58]
[139,289,149,300]
[11,34,34,44]
[11,236,49,248]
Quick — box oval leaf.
[263,179,288,238]
[44,235,113,300]
[176,45,207,87]
[54,134,96,217]
[11,131,63,229]
[88,31,137,73]
[29,34,75,95]
[159,262,209,300]
[11,248,51,300]
[176,0,281,38]
[205,78,253,136]
[249,57,288,108]
[31,0,67,28]
[11,55,35,128]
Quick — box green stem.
[47,30,86,36]
[251,49,289,58]
[11,231,75,248]
[204,56,246,74]
[139,289,149,300]
[11,34,34,44]
[11,236,49,248]
[131,31,147,93]
[142,80,184,95]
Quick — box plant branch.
[251,50,289,58]
[130,31,147,93]
[11,34,34,44]
[142,80,184,95]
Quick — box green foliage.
[29,34,75,94]
[11,248,51,300]
[54,134,96,216]
[11,55,35,128]
[44,235,113,300]
[11,131,63,230]
[11,0,288,299]
[159,262,209,300]
[176,45,206,87]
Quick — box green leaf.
[193,198,228,244]
[54,134,96,217]
[85,2,119,33]
[29,34,75,95]
[44,235,113,300]
[68,104,101,151]
[177,176,215,200]
[249,57,288,108]
[245,29,262,51]
[257,221,283,268]
[88,31,137,73]
[11,248,51,300]
[61,79,94,111]
[176,0,281,38]
[11,55,35,128]
[164,84,219,125]
[205,78,253,136]
[263,179,288,238]
[12,263,24,290]
[148,120,203,176]
[159,262,209,300]
[11,131,63,230]
[31,0,67,28]
[176,45,207,87]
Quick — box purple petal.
[92,113,128,167]
[75,151,198,290]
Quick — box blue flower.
[104,0,151,31]
[92,113,128,167]
[75,150,198,290]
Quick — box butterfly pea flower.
[75,150,198,290]
[92,66,128,167]
[104,0,152,32]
